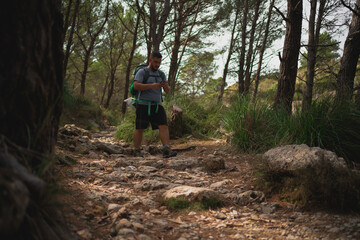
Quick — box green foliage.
[164,94,224,138]
[165,198,190,211]
[199,196,223,210]
[103,109,121,126]
[178,51,217,97]
[300,31,340,68]
[114,109,160,144]
[224,96,360,164]
[164,196,222,212]
[62,84,119,129]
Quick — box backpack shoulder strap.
[143,67,150,84]
[159,70,166,82]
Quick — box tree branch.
[274,5,289,22]
[341,0,360,17]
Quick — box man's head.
[149,51,162,71]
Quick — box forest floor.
[55,126,360,240]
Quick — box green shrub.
[199,196,223,210]
[224,96,360,164]
[164,94,224,138]
[165,198,190,211]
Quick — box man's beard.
[150,64,159,71]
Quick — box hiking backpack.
[129,63,165,107]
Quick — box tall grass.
[224,96,360,164]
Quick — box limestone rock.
[168,158,199,170]
[263,144,348,172]
[163,185,218,202]
[201,157,225,172]
[226,190,265,205]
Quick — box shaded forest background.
[0,0,359,239]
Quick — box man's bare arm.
[133,80,162,90]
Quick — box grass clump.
[164,196,223,212]
[224,96,360,164]
[165,198,190,211]
[199,196,223,210]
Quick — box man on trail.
[133,51,177,158]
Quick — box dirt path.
[56,127,360,240]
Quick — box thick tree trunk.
[0,1,74,239]
[274,0,303,113]
[218,4,240,103]
[253,0,275,102]
[244,0,261,95]
[0,0,64,167]
[238,0,249,96]
[336,0,360,101]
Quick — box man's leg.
[134,129,144,148]
[158,125,177,158]
[158,125,170,145]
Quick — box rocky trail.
[55,125,360,240]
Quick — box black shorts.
[136,104,168,130]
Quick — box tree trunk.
[168,2,184,95]
[149,0,171,53]
[218,3,240,103]
[80,48,92,95]
[336,0,360,101]
[252,0,275,102]
[0,1,74,239]
[78,0,109,96]
[63,0,80,79]
[274,0,303,113]
[238,0,249,96]
[121,14,140,114]
[104,71,115,108]
[303,0,326,110]
[169,104,183,139]
[244,0,261,95]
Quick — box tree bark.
[252,0,276,102]
[238,0,249,96]
[169,104,183,139]
[149,0,171,53]
[0,1,74,239]
[78,0,109,96]
[63,0,80,79]
[274,0,303,113]
[168,1,184,95]
[218,3,240,103]
[303,0,326,110]
[336,0,360,101]
[244,0,261,95]
[122,13,141,114]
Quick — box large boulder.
[263,144,348,172]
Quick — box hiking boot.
[162,146,177,158]
[134,148,144,158]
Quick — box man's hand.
[160,81,170,93]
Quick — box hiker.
[132,51,177,158]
